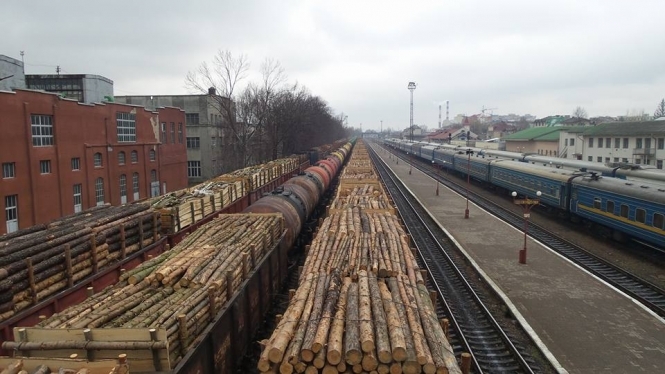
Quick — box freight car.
[0,140,355,374]
[383,139,665,248]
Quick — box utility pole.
[20,51,25,74]
[56,65,61,75]
[380,120,383,136]
[408,82,417,142]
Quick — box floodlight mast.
[408,82,417,142]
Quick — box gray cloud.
[3,0,664,131]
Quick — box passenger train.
[384,138,665,249]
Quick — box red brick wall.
[0,90,187,234]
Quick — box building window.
[73,184,82,213]
[622,158,629,163]
[604,157,609,163]
[187,161,202,177]
[606,200,614,214]
[186,137,200,149]
[131,150,138,163]
[645,138,652,149]
[614,157,619,162]
[31,114,55,147]
[5,195,18,233]
[658,138,664,150]
[636,138,642,148]
[614,138,620,148]
[120,174,127,201]
[588,156,593,162]
[2,163,15,179]
[178,123,183,143]
[598,138,603,148]
[40,160,51,174]
[151,169,157,182]
[160,122,166,143]
[605,138,610,148]
[118,151,126,165]
[657,160,663,169]
[170,123,175,144]
[149,149,156,161]
[597,156,602,162]
[588,138,593,148]
[116,112,136,142]
[636,159,641,164]
[623,138,629,148]
[94,153,103,167]
[132,172,140,195]
[71,157,80,171]
[95,177,104,206]
[185,113,199,125]
[570,138,575,146]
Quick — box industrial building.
[114,92,231,184]
[0,89,188,234]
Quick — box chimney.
[208,87,216,95]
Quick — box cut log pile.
[23,214,284,370]
[259,139,463,373]
[150,179,245,234]
[258,271,460,374]
[226,156,301,191]
[0,355,130,374]
[330,186,391,211]
[0,204,161,323]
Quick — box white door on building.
[73,184,82,213]
[133,173,140,201]
[151,181,160,198]
[5,195,18,233]
[120,175,128,204]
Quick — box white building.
[0,54,25,91]
[559,121,665,169]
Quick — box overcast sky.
[3,0,665,131]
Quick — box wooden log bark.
[312,270,342,354]
[368,275,392,364]
[416,284,461,374]
[344,282,362,366]
[300,273,330,362]
[358,270,375,353]
[387,278,419,374]
[326,277,351,365]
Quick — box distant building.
[533,115,568,127]
[502,127,568,155]
[362,130,379,139]
[115,92,231,184]
[0,55,25,91]
[580,121,665,168]
[401,125,426,140]
[0,89,188,234]
[25,74,114,104]
[557,127,587,159]
[426,126,478,144]
[487,121,517,139]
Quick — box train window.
[606,200,615,214]
[635,209,646,224]
[620,204,629,218]
[654,213,664,230]
[593,198,601,210]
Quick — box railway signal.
[512,190,542,264]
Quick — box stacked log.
[0,356,130,374]
[32,213,284,368]
[0,204,161,323]
[259,271,460,374]
[331,185,391,211]
[302,209,418,280]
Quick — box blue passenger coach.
[489,161,573,209]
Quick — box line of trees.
[186,50,350,172]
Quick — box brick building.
[0,89,188,234]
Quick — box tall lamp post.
[408,82,417,142]
[511,191,542,264]
[464,149,474,219]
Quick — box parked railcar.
[420,145,438,161]
[489,160,574,210]
[570,177,665,246]
[452,152,494,182]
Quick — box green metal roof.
[502,127,568,141]
[582,120,665,136]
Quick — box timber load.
[149,155,303,234]
[258,271,460,374]
[330,186,392,212]
[0,355,129,374]
[3,214,284,371]
[303,209,412,279]
[0,204,161,324]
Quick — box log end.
[326,350,342,366]
[268,347,285,364]
[300,349,315,363]
[361,340,375,354]
[345,349,362,365]
[392,347,407,362]
[378,350,393,364]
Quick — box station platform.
[371,143,665,373]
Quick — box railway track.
[380,143,665,319]
[369,146,542,373]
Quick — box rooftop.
[582,120,665,136]
[503,127,568,141]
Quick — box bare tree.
[573,106,588,119]
[654,99,665,119]
[186,50,250,170]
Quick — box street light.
[511,191,542,264]
[464,149,474,219]
[408,82,417,142]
